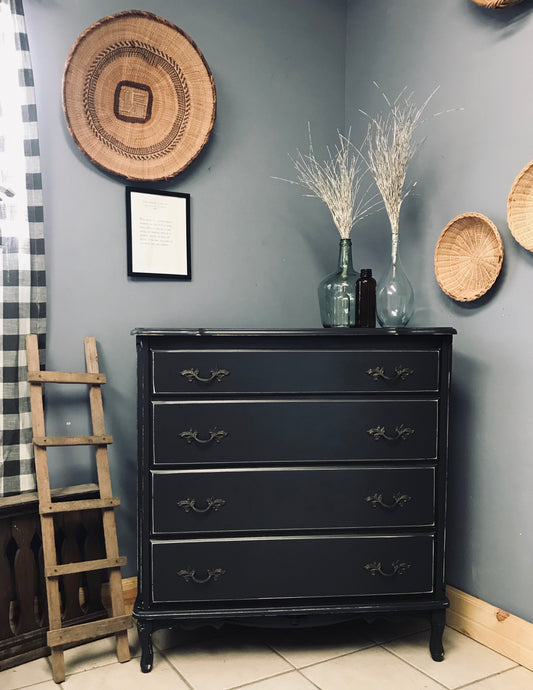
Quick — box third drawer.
[151,466,435,534]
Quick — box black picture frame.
[126,187,191,279]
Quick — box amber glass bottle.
[355,268,376,327]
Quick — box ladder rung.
[40,496,120,514]
[33,434,113,447]
[52,483,100,499]
[47,614,132,648]
[28,370,106,384]
[46,556,127,577]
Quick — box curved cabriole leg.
[429,609,446,661]
[137,620,154,673]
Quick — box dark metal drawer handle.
[178,568,226,584]
[177,497,226,513]
[180,367,230,383]
[179,428,228,445]
[366,366,414,382]
[367,424,414,441]
[365,492,412,510]
[364,560,411,577]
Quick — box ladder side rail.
[84,337,130,663]
[26,334,66,683]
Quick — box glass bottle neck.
[337,238,354,277]
[392,233,400,266]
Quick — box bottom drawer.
[151,534,434,603]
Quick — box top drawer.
[152,349,440,395]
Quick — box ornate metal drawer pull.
[364,560,411,577]
[177,497,226,513]
[365,492,412,510]
[366,365,414,382]
[178,568,226,584]
[179,428,228,445]
[367,424,414,441]
[180,367,230,383]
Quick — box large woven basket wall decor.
[471,0,524,8]
[63,10,216,181]
[507,160,533,251]
[434,212,504,302]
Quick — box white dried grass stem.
[364,87,438,238]
[277,127,381,239]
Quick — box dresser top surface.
[132,327,456,338]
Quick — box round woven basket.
[507,160,533,251]
[434,212,504,302]
[471,0,523,7]
[63,10,216,180]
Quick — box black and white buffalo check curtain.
[0,0,46,497]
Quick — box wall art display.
[507,159,533,251]
[126,188,191,279]
[471,0,524,8]
[434,212,503,302]
[63,10,216,181]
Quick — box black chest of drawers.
[132,328,455,672]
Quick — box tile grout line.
[147,627,443,689]
[270,641,452,690]
[294,668,324,690]
[225,668,321,690]
[376,644,452,690]
[157,647,196,690]
[452,663,521,690]
[263,636,450,689]
[380,631,522,689]
[262,634,379,671]
[3,678,57,690]
[151,630,305,690]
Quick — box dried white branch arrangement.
[274,125,382,239]
[362,85,438,253]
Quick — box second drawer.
[152,399,438,464]
[151,466,436,534]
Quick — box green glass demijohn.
[318,238,359,327]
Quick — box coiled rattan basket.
[507,160,533,251]
[434,212,504,302]
[62,11,216,181]
[472,0,523,7]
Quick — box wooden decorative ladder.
[26,335,131,683]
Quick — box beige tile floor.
[1,617,532,689]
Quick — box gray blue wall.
[23,0,533,623]
[23,0,347,584]
[346,0,533,622]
